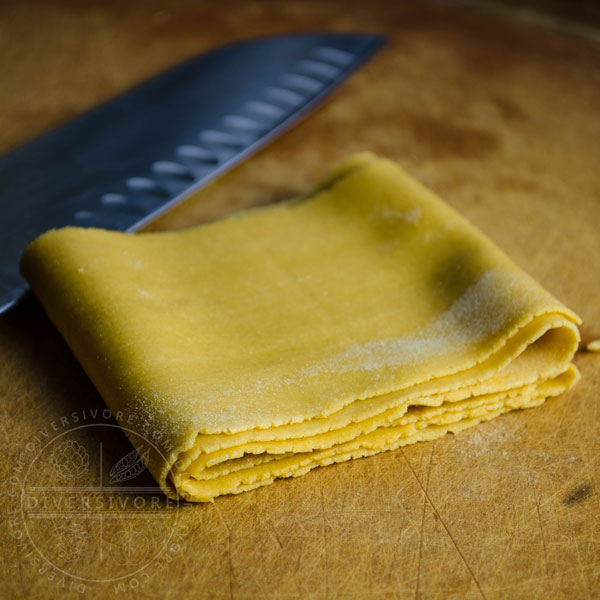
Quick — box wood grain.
[1,1,599,598]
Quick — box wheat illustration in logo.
[109,446,150,484]
[51,439,90,479]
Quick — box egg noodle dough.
[20,154,581,501]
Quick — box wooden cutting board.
[1,1,599,598]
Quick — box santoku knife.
[0,32,385,312]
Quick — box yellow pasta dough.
[20,153,581,501]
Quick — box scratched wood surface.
[1,1,599,599]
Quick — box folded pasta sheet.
[20,153,581,501]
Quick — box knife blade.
[0,32,385,312]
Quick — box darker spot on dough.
[431,245,482,309]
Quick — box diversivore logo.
[8,410,189,594]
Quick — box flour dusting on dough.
[196,268,525,403]
[379,206,422,224]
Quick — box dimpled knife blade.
[0,33,385,312]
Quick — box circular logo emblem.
[9,410,188,593]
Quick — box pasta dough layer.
[20,153,581,501]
